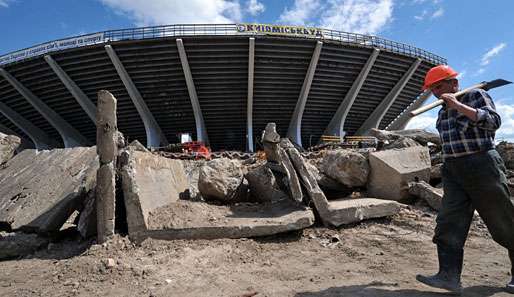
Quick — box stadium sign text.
[236,24,323,38]
[0,33,105,66]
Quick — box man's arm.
[440,90,501,130]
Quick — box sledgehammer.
[410,79,512,116]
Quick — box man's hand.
[440,93,462,110]
[440,93,478,121]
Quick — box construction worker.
[415,65,514,294]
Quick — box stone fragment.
[409,181,443,210]
[127,140,148,152]
[0,133,20,164]
[323,198,401,225]
[321,150,369,187]
[367,146,431,202]
[245,165,289,203]
[371,128,440,146]
[198,158,247,202]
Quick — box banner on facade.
[236,23,323,38]
[0,32,105,66]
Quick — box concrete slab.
[121,150,314,241]
[0,147,98,233]
[325,198,401,225]
[121,150,189,237]
[367,146,431,202]
[140,199,315,241]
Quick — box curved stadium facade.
[0,24,445,151]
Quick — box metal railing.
[0,23,446,66]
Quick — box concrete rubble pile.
[1,113,513,258]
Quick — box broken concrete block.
[121,150,189,237]
[305,158,352,198]
[409,181,443,210]
[141,199,315,241]
[372,128,440,146]
[0,231,49,260]
[262,124,303,203]
[321,150,369,187]
[0,147,98,233]
[284,143,378,227]
[127,140,148,152]
[0,132,21,164]
[245,165,289,203]
[198,158,247,202]
[367,146,431,202]
[323,198,401,225]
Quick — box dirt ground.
[0,203,512,297]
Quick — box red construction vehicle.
[181,141,211,160]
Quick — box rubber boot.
[416,245,463,295]
[507,250,514,294]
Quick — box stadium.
[0,23,445,151]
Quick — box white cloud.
[456,70,466,80]
[279,0,393,35]
[405,113,437,131]
[279,0,322,25]
[99,0,242,26]
[476,68,485,75]
[480,42,507,66]
[0,0,14,8]
[414,9,428,20]
[430,7,444,18]
[246,0,265,16]
[321,0,393,34]
[495,101,514,142]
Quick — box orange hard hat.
[422,65,459,90]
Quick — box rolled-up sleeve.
[473,89,501,131]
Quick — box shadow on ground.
[295,281,506,297]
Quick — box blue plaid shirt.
[436,89,501,160]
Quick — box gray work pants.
[433,149,514,251]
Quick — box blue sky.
[1,0,513,141]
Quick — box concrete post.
[96,90,117,243]
[386,90,433,131]
[104,45,168,148]
[176,39,209,145]
[323,48,380,137]
[287,41,323,146]
[355,58,421,135]
[0,68,90,147]
[246,37,255,152]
